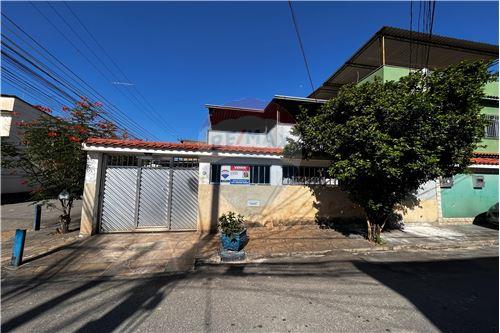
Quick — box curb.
[195,239,499,265]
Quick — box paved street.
[1,247,498,333]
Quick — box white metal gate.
[137,168,171,228]
[170,169,199,230]
[99,156,198,232]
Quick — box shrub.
[218,211,246,236]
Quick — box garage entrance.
[99,155,199,232]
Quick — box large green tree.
[2,98,125,233]
[285,61,494,242]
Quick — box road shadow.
[353,256,499,332]
[1,232,217,333]
[195,254,498,332]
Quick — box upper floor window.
[484,115,499,139]
[282,165,338,186]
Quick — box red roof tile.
[85,138,283,155]
[85,138,498,164]
[472,152,499,165]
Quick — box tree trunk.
[366,218,383,243]
[58,198,73,234]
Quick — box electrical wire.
[425,0,437,69]
[62,2,183,140]
[287,1,316,97]
[2,12,159,140]
[43,2,181,140]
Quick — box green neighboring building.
[310,27,499,222]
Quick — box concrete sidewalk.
[196,223,499,263]
[1,214,497,280]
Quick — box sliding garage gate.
[99,155,199,232]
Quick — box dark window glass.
[210,164,221,183]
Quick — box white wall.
[1,96,49,194]
[207,123,297,148]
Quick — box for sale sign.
[220,165,250,185]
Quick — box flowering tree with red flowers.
[2,97,125,233]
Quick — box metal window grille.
[484,115,499,138]
[105,155,198,168]
[106,155,139,167]
[172,157,199,168]
[210,164,270,184]
[282,166,338,186]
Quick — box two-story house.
[1,95,54,202]
[79,27,498,235]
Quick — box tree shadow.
[1,232,217,333]
[308,185,415,238]
[353,256,499,332]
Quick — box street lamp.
[58,190,70,205]
[58,190,72,234]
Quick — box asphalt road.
[1,247,498,333]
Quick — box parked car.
[486,203,499,226]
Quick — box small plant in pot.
[218,211,248,251]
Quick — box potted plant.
[218,211,248,251]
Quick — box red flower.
[93,101,103,107]
[34,105,52,113]
[62,106,70,112]
[68,136,80,142]
[47,131,58,137]
[73,125,88,134]
[76,101,89,108]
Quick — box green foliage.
[286,61,493,229]
[2,98,124,204]
[218,211,246,236]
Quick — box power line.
[29,3,164,139]
[62,2,183,140]
[425,0,437,69]
[2,36,153,139]
[2,12,159,140]
[409,0,413,69]
[42,2,181,140]
[287,1,316,97]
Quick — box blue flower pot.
[220,229,248,251]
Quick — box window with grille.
[106,155,198,168]
[172,157,198,168]
[210,164,270,184]
[282,165,338,186]
[484,115,499,138]
[106,155,139,167]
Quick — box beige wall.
[198,184,365,232]
[398,180,439,223]
[198,181,440,232]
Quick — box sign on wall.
[220,165,250,185]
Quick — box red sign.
[231,166,250,171]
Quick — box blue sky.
[2,1,498,141]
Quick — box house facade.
[79,27,499,235]
[1,95,52,200]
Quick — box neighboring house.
[79,27,499,235]
[1,95,51,201]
